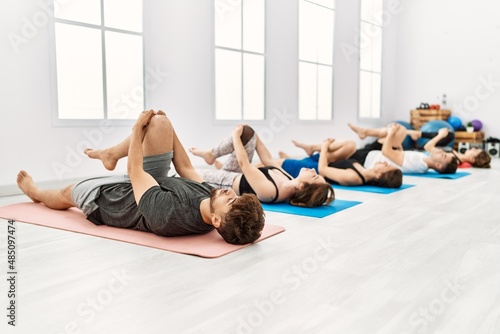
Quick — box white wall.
[0,0,363,193]
[0,0,131,195]
[2,0,499,193]
[143,0,364,163]
[385,0,500,136]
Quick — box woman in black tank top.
[318,139,403,188]
[190,125,335,207]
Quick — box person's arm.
[128,110,160,205]
[171,130,204,183]
[318,140,361,185]
[423,128,449,153]
[255,134,281,169]
[381,123,405,166]
[233,126,277,201]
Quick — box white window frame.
[213,0,266,122]
[50,0,145,127]
[298,0,335,121]
[358,0,383,120]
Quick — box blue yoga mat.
[404,171,471,179]
[261,199,362,218]
[332,183,415,194]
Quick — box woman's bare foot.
[278,151,291,159]
[84,148,118,171]
[348,123,367,139]
[189,147,216,165]
[17,171,40,203]
[292,140,315,156]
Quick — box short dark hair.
[437,156,458,174]
[473,150,491,168]
[369,168,403,188]
[289,183,335,207]
[216,194,265,245]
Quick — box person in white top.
[289,123,458,174]
[354,123,458,174]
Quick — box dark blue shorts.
[281,153,320,178]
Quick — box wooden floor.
[1,160,499,334]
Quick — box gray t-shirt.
[87,177,215,237]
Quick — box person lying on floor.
[292,123,490,169]
[347,123,491,168]
[317,138,403,188]
[189,125,334,207]
[269,142,402,188]
[17,110,265,245]
[290,123,458,175]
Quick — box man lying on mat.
[17,110,265,245]
[287,123,458,175]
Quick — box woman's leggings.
[211,125,257,172]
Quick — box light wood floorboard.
[1,160,499,333]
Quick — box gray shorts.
[196,168,240,190]
[72,151,173,215]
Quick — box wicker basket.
[410,109,451,129]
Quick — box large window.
[214,0,265,121]
[298,0,335,120]
[52,0,144,125]
[358,0,383,119]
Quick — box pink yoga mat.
[0,202,285,258]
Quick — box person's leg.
[219,126,256,172]
[190,125,256,172]
[84,110,170,170]
[324,140,357,162]
[291,139,357,162]
[348,123,389,140]
[17,171,75,209]
[348,123,422,141]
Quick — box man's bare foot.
[17,171,40,203]
[348,123,367,139]
[278,151,291,159]
[84,148,118,171]
[292,140,315,156]
[189,147,216,165]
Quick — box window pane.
[359,23,382,72]
[243,53,265,120]
[359,71,371,118]
[371,72,381,118]
[105,32,144,120]
[55,0,101,25]
[316,5,334,65]
[308,0,334,9]
[299,1,333,64]
[243,0,265,53]
[104,0,143,32]
[371,26,382,72]
[215,49,242,120]
[361,0,383,24]
[214,1,242,49]
[317,65,332,120]
[299,62,317,120]
[299,1,317,62]
[55,23,103,119]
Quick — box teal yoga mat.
[332,183,415,194]
[261,199,362,218]
[404,171,470,179]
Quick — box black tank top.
[239,166,292,203]
[326,159,366,185]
